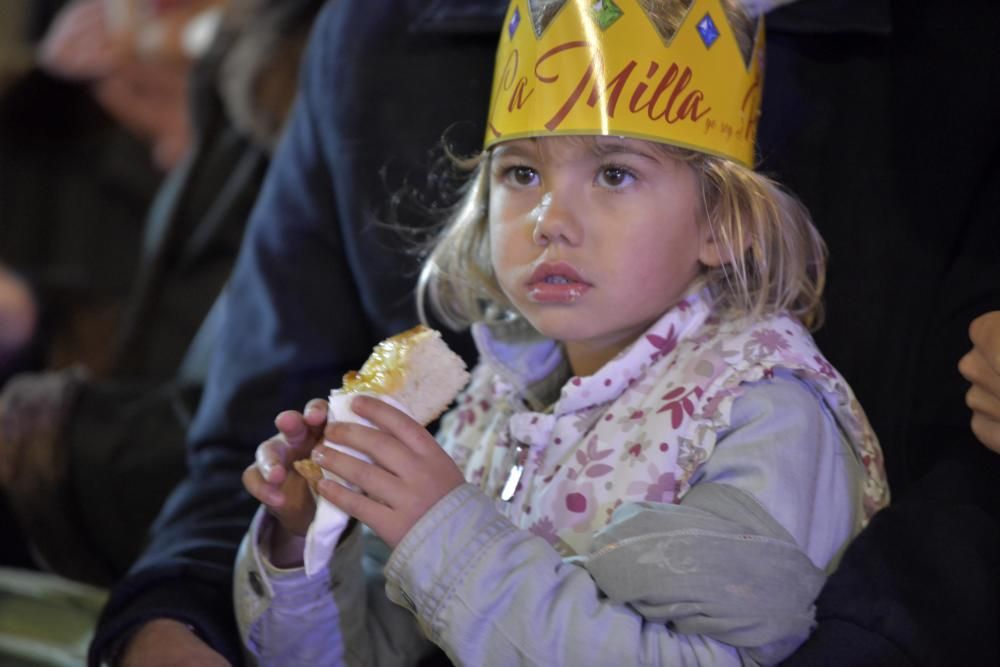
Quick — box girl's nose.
[531,189,582,246]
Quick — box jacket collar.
[472,287,715,414]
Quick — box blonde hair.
[418,0,826,331]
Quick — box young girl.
[237,0,888,664]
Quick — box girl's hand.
[242,399,328,564]
[960,311,1000,453]
[312,395,466,549]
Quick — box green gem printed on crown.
[592,0,624,30]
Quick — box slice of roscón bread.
[340,324,470,426]
[293,325,470,484]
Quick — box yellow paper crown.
[485,0,765,166]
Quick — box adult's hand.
[959,311,1000,453]
[0,266,38,365]
[118,618,230,667]
[37,0,115,81]
[37,0,194,170]
[92,59,192,170]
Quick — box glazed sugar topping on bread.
[341,324,470,425]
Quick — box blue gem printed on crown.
[696,12,720,48]
[509,6,521,39]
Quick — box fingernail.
[311,448,326,465]
[260,462,273,479]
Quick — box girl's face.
[489,136,714,376]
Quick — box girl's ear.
[697,221,752,268]
[698,232,727,267]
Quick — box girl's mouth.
[527,262,592,303]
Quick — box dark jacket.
[762,1,1000,664]
[89,2,503,664]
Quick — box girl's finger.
[275,410,308,441]
[302,399,329,425]
[322,421,412,476]
[312,447,404,509]
[242,462,282,506]
[255,436,290,484]
[350,395,440,455]
[316,477,396,533]
[276,402,326,445]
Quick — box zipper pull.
[499,442,529,502]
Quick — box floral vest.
[437,290,889,557]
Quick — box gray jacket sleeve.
[235,508,435,666]
[236,376,859,666]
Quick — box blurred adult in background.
[0,0,325,585]
[88,0,1000,665]
[0,0,33,92]
[0,0,202,386]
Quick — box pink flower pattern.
[436,290,889,557]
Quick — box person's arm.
[234,508,436,667]
[313,376,858,666]
[90,0,494,662]
[959,311,1000,453]
[87,5,390,664]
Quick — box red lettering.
[527,40,713,132]
[508,77,533,112]
[676,91,709,122]
[626,64,711,124]
[622,61,658,116]
[632,63,678,120]
[589,60,638,119]
[740,74,761,140]
[487,49,523,138]
[536,41,593,131]
[665,68,710,122]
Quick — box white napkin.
[302,390,409,577]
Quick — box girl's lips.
[528,261,587,285]
[527,281,591,304]
[526,262,591,304]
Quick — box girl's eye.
[597,166,636,188]
[506,166,539,187]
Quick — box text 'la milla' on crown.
[486,0,765,167]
